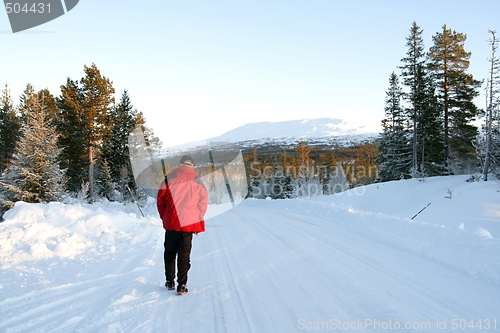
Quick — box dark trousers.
[164,230,193,286]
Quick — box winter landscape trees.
[0,64,158,213]
[0,91,65,210]
[377,22,493,181]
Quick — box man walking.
[157,155,208,295]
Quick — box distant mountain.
[157,118,380,157]
[209,118,380,147]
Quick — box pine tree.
[80,64,115,202]
[428,25,482,171]
[18,84,36,121]
[37,88,59,121]
[0,83,21,173]
[376,72,412,181]
[57,64,115,200]
[57,78,88,192]
[0,94,65,210]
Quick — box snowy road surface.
[1,189,499,332]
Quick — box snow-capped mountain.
[209,118,380,147]
[154,118,380,158]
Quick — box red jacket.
[157,165,208,233]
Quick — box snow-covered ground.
[0,175,499,332]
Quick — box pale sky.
[1,0,499,147]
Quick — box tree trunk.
[89,144,94,203]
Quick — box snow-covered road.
[2,192,498,332]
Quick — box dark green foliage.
[399,22,445,176]
[376,72,412,181]
[0,83,21,173]
[400,22,426,175]
[57,78,89,192]
[100,90,141,199]
[57,64,115,198]
[414,65,445,176]
[376,23,482,181]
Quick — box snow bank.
[0,200,163,263]
[269,176,500,284]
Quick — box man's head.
[180,155,195,167]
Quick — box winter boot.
[177,284,188,295]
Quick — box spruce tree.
[0,83,21,173]
[0,94,65,210]
[415,66,445,176]
[376,72,412,181]
[399,22,426,176]
[101,90,139,198]
[428,25,482,172]
[97,158,115,201]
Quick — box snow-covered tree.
[327,163,349,194]
[97,158,116,201]
[0,93,66,211]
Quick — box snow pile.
[0,199,163,263]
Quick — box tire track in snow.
[0,284,106,331]
[0,251,161,332]
[212,212,254,333]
